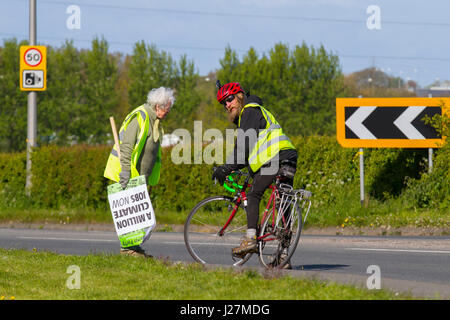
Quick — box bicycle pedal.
[232,252,245,259]
[231,248,258,259]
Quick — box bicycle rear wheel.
[184,196,253,266]
[258,202,303,269]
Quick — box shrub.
[0,136,447,224]
[0,151,27,208]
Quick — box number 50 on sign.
[20,45,47,91]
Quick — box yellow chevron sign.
[336,98,449,148]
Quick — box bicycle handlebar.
[215,168,312,199]
[222,171,246,193]
[212,167,248,193]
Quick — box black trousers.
[246,170,294,230]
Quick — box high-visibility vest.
[104,105,161,186]
[239,103,295,172]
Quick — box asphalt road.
[1,227,449,299]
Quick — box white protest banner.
[107,175,156,247]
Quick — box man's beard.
[227,105,242,124]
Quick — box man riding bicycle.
[212,81,298,267]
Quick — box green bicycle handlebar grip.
[222,173,243,193]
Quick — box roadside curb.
[0,221,448,236]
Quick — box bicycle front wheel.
[258,202,303,269]
[184,196,252,266]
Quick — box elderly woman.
[104,86,175,257]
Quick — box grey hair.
[146,87,175,110]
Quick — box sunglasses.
[221,95,235,106]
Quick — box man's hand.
[119,170,131,189]
[212,166,231,185]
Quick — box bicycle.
[184,169,312,269]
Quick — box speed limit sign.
[20,45,47,91]
[24,48,43,67]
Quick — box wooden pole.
[109,116,121,160]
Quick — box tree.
[1,38,204,151]
[217,42,345,136]
[128,41,177,109]
[38,37,119,146]
[127,41,201,133]
[164,54,200,132]
[0,38,28,152]
[38,40,83,146]
[79,36,119,144]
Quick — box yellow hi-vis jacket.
[103,105,161,186]
[238,103,295,172]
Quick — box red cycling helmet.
[216,81,244,103]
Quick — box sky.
[1,0,450,88]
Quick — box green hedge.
[30,145,111,209]
[0,151,27,208]
[403,146,450,210]
[0,137,448,219]
[0,145,110,210]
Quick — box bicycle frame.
[257,185,280,242]
[218,177,251,237]
[218,178,281,244]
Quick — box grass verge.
[0,248,414,300]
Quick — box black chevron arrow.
[363,107,408,139]
[345,106,441,139]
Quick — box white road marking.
[346,247,450,254]
[18,236,117,242]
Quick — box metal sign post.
[428,148,433,173]
[357,96,365,207]
[23,0,46,193]
[427,94,434,173]
[26,0,37,194]
[359,148,364,207]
